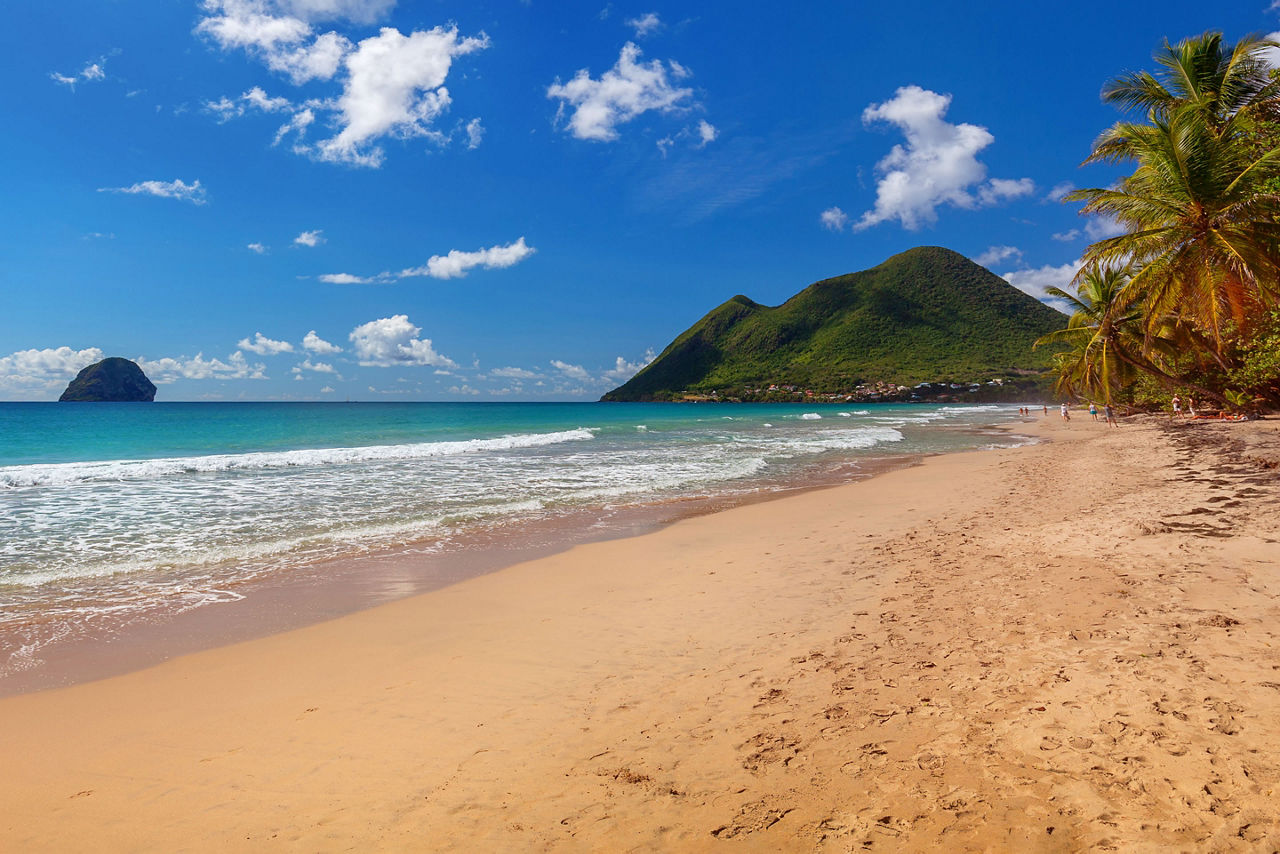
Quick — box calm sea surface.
[0,401,1030,683]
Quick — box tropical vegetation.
[604,246,1066,401]
[1043,31,1280,411]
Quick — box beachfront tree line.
[1039,32,1280,412]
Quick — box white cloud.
[550,359,591,381]
[973,245,1022,268]
[319,272,375,284]
[1085,215,1126,240]
[320,385,335,393]
[291,358,336,373]
[0,346,104,394]
[976,177,1035,206]
[626,12,662,37]
[98,179,207,204]
[314,26,489,166]
[268,30,351,83]
[50,59,107,90]
[465,117,484,149]
[1262,31,1280,69]
[820,206,849,231]
[294,229,325,247]
[1046,181,1075,202]
[248,242,268,253]
[856,85,1031,230]
[1051,229,1081,242]
[602,349,655,381]
[696,119,718,147]
[199,3,485,166]
[138,351,268,382]
[448,384,481,395]
[237,332,295,354]
[206,85,294,121]
[400,237,536,280]
[547,42,694,142]
[490,366,540,379]
[1000,259,1081,308]
[302,330,342,353]
[349,314,457,367]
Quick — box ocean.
[0,401,1031,689]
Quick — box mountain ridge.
[603,246,1066,402]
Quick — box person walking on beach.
[1104,403,1118,426]
[1089,402,1098,421]
[1172,394,1182,418]
[1061,402,1070,420]
[1043,405,1048,415]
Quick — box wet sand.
[1,414,1277,851]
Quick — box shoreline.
[1,443,938,698]
[2,415,1276,850]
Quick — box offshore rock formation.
[59,357,157,402]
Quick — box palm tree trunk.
[1111,340,1231,406]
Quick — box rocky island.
[59,357,157,402]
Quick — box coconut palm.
[1101,32,1280,134]
[1036,262,1224,405]
[1036,264,1144,404]
[1067,106,1280,349]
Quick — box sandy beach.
[1,414,1278,852]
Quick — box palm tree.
[1101,32,1280,135]
[1036,264,1143,404]
[1068,32,1280,351]
[1036,263,1224,405]
[1069,111,1280,345]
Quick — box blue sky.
[2,0,1276,400]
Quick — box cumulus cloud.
[490,366,540,379]
[0,346,104,395]
[349,315,456,367]
[550,359,591,381]
[302,330,342,353]
[400,237,536,280]
[977,177,1035,206]
[602,349,655,381]
[320,385,335,392]
[696,119,718,147]
[98,179,207,204]
[199,2,487,167]
[1051,229,1081,242]
[547,42,694,142]
[138,351,268,382]
[248,242,268,253]
[855,86,1032,230]
[973,245,1022,268]
[626,12,662,37]
[1084,214,1127,240]
[1046,181,1075,203]
[291,358,337,374]
[294,229,325,247]
[314,26,490,166]
[319,272,376,284]
[1000,259,1080,309]
[237,332,295,354]
[820,206,849,231]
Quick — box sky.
[2,0,1277,401]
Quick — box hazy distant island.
[58,357,157,402]
[602,246,1067,403]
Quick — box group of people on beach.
[1018,403,1117,426]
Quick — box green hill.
[602,246,1067,401]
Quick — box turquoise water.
[0,401,1029,679]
